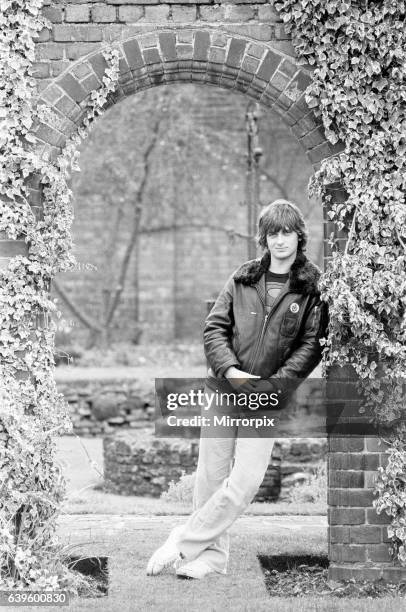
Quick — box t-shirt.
[265,270,289,313]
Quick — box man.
[146,199,328,579]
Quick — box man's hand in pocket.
[224,366,260,392]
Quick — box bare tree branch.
[281,148,299,192]
[140,222,252,240]
[105,104,166,328]
[102,193,125,324]
[52,279,102,332]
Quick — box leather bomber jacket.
[203,250,329,396]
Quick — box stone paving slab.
[57,514,327,546]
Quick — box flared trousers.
[164,388,275,573]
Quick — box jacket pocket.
[280,312,300,337]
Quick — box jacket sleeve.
[203,273,240,378]
[270,296,329,394]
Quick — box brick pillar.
[327,368,406,583]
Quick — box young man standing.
[146,199,328,579]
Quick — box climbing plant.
[275,0,406,564]
[0,0,120,590]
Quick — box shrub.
[288,462,327,505]
[160,471,196,505]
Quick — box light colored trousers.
[166,398,275,574]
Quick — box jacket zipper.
[247,312,269,375]
[247,287,291,375]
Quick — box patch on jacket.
[233,250,321,296]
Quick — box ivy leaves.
[0,1,120,589]
[374,441,406,565]
[277,0,406,379]
[276,0,406,565]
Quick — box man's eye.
[268,230,293,237]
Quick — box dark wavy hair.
[255,199,308,253]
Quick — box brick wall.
[56,374,156,435]
[53,83,321,344]
[35,0,289,88]
[326,365,403,583]
[327,436,402,582]
[0,2,343,273]
[103,428,281,501]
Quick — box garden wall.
[103,429,283,502]
[56,372,155,435]
[56,370,327,499]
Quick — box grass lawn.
[49,516,402,611]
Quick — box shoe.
[176,559,217,580]
[146,541,184,576]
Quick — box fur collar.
[233,250,321,296]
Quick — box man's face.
[266,229,299,261]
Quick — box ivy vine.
[0,0,120,590]
[275,0,406,564]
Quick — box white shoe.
[176,559,217,580]
[146,541,184,576]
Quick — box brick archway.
[34,29,335,166]
[2,3,404,586]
